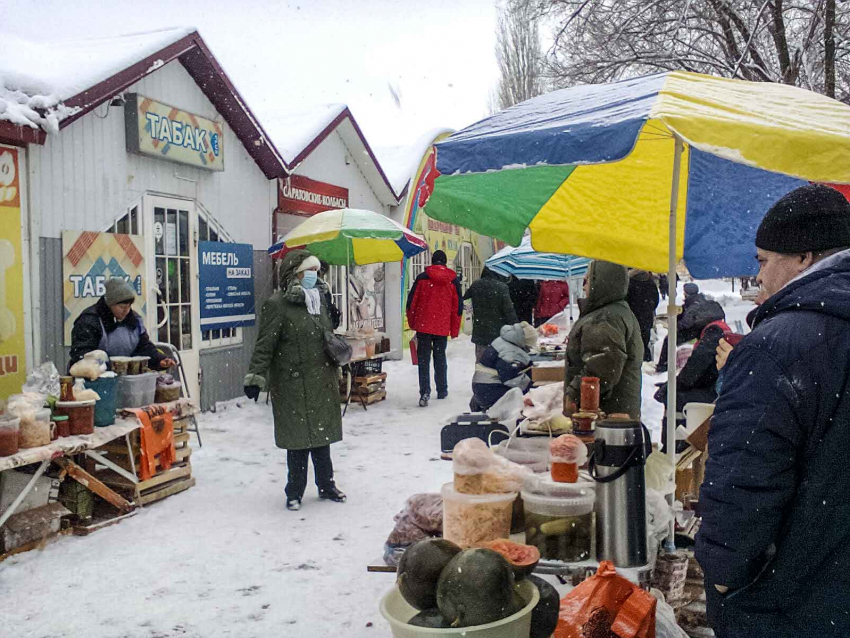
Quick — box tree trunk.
[825,0,836,97]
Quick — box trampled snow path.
[3,285,752,636]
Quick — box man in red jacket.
[406,250,462,406]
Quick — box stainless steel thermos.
[590,416,650,567]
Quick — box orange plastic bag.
[127,406,175,481]
[555,561,656,638]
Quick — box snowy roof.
[0,28,194,132]
[262,103,405,205]
[375,127,454,195]
[0,28,287,179]
[261,104,347,166]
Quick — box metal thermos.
[590,416,649,567]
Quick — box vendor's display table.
[0,400,197,550]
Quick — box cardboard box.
[0,470,58,516]
[1,502,70,552]
[531,363,565,383]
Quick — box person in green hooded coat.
[563,260,643,418]
[244,250,345,511]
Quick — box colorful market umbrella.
[486,235,591,281]
[268,208,428,265]
[425,71,850,279]
[422,70,850,548]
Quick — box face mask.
[301,270,318,289]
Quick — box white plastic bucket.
[380,578,539,638]
[682,402,715,436]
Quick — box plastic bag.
[22,362,61,398]
[486,387,524,425]
[7,392,46,417]
[452,438,530,494]
[646,488,674,568]
[555,561,657,638]
[522,382,565,423]
[69,351,107,381]
[645,451,676,495]
[386,493,443,546]
[650,589,690,638]
[72,379,100,402]
[550,434,588,465]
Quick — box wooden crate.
[89,416,195,506]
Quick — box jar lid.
[524,473,595,497]
[51,415,69,421]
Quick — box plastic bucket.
[442,483,515,549]
[85,376,118,427]
[115,373,157,409]
[380,578,539,638]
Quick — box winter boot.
[319,486,347,503]
[286,498,302,511]
[419,393,430,407]
[437,391,448,400]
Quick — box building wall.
[27,61,273,248]
[27,60,275,411]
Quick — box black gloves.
[244,385,261,401]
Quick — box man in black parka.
[696,184,850,637]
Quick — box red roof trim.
[0,121,45,147]
[289,107,404,202]
[48,31,287,179]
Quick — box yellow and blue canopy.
[269,208,427,265]
[426,71,850,277]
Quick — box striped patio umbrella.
[268,208,427,265]
[420,70,850,544]
[486,235,590,281]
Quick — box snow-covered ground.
[2,281,755,637]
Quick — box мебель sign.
[198,242,255,331]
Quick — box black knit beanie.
[432,250,447,265]
[756,184,850,254]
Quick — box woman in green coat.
[244,250,346,511]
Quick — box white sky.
[5,0,502,148]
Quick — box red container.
[551,460,579,483]
[580,377,600,412]
[55,401,95,436]
[52,415,70,438]
[409,338,419,366]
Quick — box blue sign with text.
[198,242,255,331]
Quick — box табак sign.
[125,93,224,171]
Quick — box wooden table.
[342,351,395,415]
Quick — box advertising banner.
[278,175,349,217]
[62,231,147,345]
[198,242,255,331]
[0,145,26,395]
[349,264,385,332]
[125,93,224,171]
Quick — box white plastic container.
[115,372,158,409]
[18,408,53,448]
[442,483,515,549]
[523,480,596,563]
[380,578,539,638]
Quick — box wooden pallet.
[353,372,387,385]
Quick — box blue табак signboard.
[199,242,255,331]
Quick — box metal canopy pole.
[665,135,684,551]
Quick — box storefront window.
[156,205,193,351]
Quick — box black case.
[440,413,510,456]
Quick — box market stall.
[0,356,197,557]
[269,207,426,413]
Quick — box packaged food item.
[442,483,514,549]
[18,408,52,448]
[110,357,130,376]
[549,435,589,483]
[580,376,600,412]
[452,438,531,494]
[0,416,20,456]
[523,480,595,563]
[52,415,70,438]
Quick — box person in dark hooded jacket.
[471,322,538,411]
[563,261,643,418]
[508,276,537,324]
[696,184,850,637]
[406,250,463,406]
[463,268,517,362]
[656,283,725,373]
[626,269,659,362]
